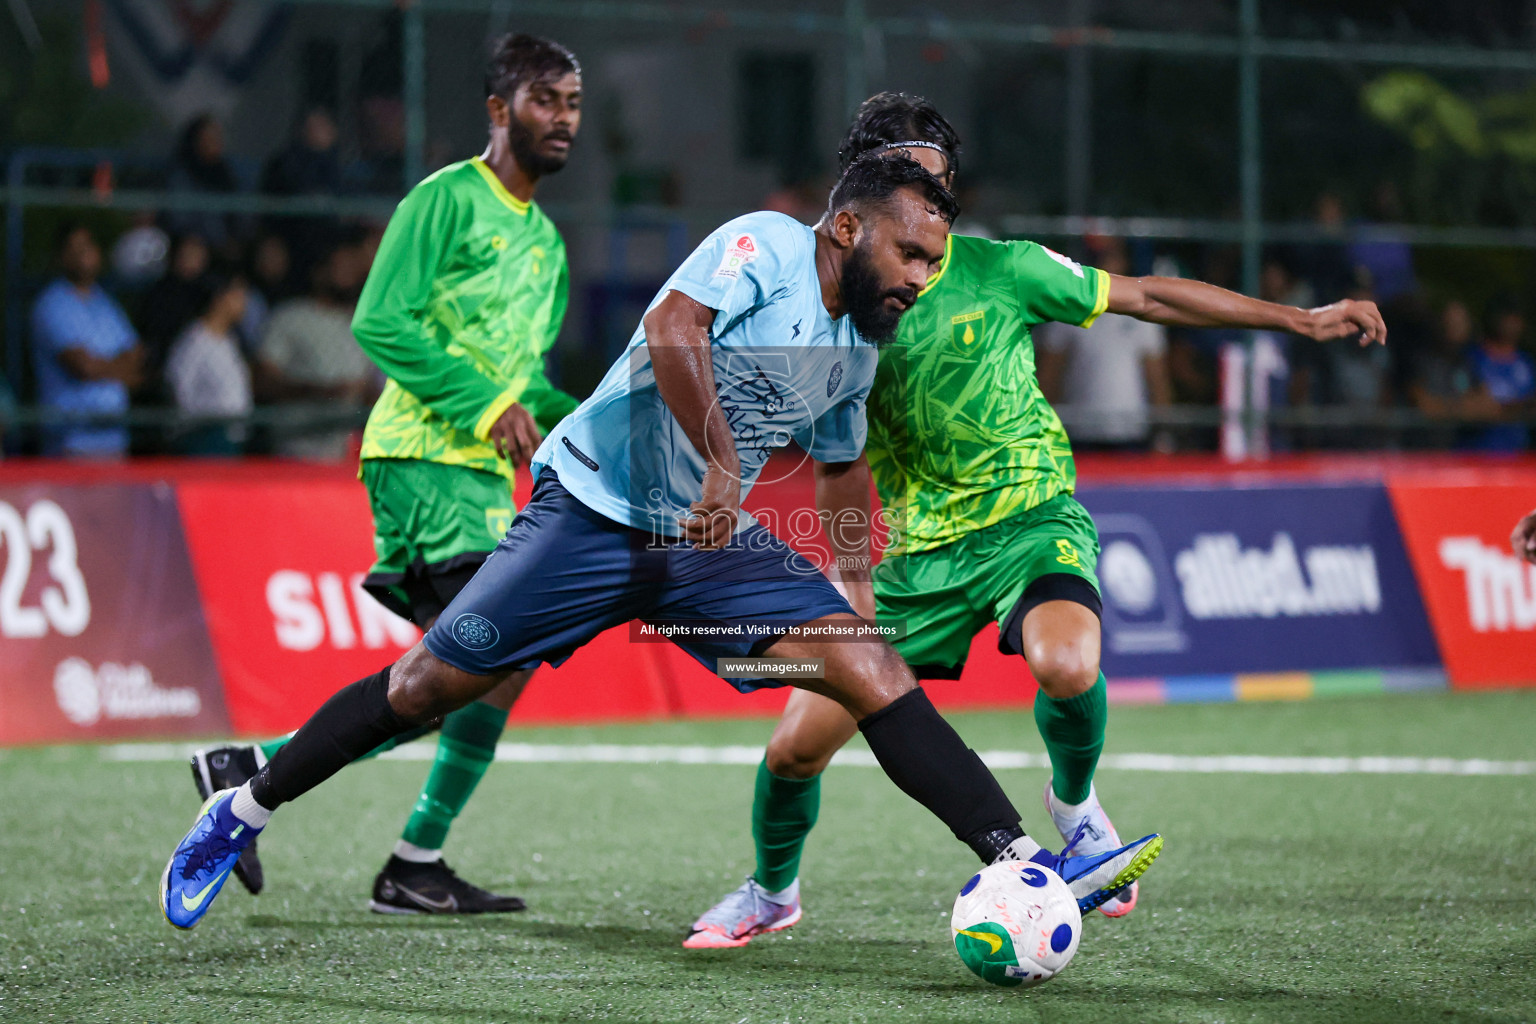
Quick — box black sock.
[249,666,411,810]
[857,687,1025,862]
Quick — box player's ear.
[831,208,861,250]
[486,94,510,129]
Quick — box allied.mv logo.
[452,614,500,651]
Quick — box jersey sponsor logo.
[827,360,843,397]
[951,310,985,349]
[1174,532,1381,620]
[714,233,759,279]
[53,657,202,727]
[1042,247,1086,279]
[451,613,500,651]
[1437,536,1536,632]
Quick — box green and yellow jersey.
[354,157,578,479]
[866,233,1109,556]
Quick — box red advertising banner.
[174,477,674,735]
[0,484,229,745]
[1387,473,1536,689]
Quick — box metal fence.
[4,0,1536,456]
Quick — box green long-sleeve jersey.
[355,157,578,478]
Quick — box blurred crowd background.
[3,0,1536,460]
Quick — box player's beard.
[840,237,916,347]
[509,115,572,179]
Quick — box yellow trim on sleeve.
[473,385,523,441]
[470,157,531,215]
[1078,268,1111,328]
[919,233,954,296]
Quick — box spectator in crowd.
[167,114,243,251]
[262,107,343,287]
[1406,299,1499,448]
[30,223,144,457]
[1349,180,1417,306]
[1290,191,1355,307]
[165,271,253,456]
[1463,296,1535,451]
[137,232,212,387]
[1036,237,1172,450]
[240,234,293,357]
[254,239,377,460]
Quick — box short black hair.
[54,219,95,255]
[829,152,959,227]
[837,91,961,180]
[485,33,581,101]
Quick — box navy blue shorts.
[422,471,856,691]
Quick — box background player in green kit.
[187,34,584,915]
[684,93,1387,948]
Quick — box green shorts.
[873,492,1101,679]
[360,458,515,627]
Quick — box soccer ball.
[950,860,1082,988]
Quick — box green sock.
[1034,671,1108,805]
[256,722,437,765]
[750,757,821,893]
[399,701,508,852]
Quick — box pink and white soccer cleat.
[1044,780,1139,918]
[683,877,802,949]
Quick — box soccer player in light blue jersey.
[161,154,1162,932]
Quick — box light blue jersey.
[534,211,876,535]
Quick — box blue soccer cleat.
[160,788,262,930]
[1026,826,1164,915]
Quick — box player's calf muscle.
[387,644,510,723]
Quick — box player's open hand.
[681,464,741,550]
[1511,508,1536,564]
[1303,299,1387,347]
[488,402,542,467]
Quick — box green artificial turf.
[1,690,1533,1023]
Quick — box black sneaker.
[369,855,527,915]
[189,745,266,895]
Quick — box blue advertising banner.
[1075,483,1440,677]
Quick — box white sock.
[760,878,799,905]
[1048,784,1098,822]
[230,783,272,829]
[393,839,442,864]
[993,835,1044,864]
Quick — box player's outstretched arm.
[1512,508,1536,564]
[1106,274,1387,346]
[645,289,741,550]
[813,455,876,619]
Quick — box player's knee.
[1027,642,1099,700]
[387,645,493,723]
[765,731,834,780]
[831,642,915,718]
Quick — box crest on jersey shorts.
[451,613,500,651]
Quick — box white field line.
[92,742,1536,776]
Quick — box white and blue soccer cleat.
[160,789,262,930]
[1044,781,1140,917]
[1015,825,1163,916]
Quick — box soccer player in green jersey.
[684,93,1386,948]
[188,33,584,915]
